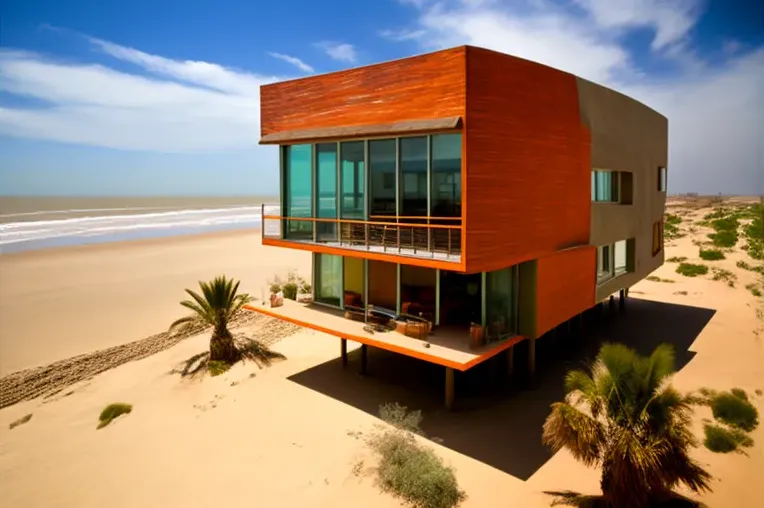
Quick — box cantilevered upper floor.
[259,45,668,274]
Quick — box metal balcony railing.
[261,204,462,260]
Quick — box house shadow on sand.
[288,297,716,481]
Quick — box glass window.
[597,245,613,283]
[284,144,313,240]
[316,143,338,241]
[315,253,343,307]
[485,267,516,340]
[340,141,365,219]
[658,166,668,192]
[369,139,397,218]
[653,221,663,255]
[431,134,461,218]
[400,137,428,218]
[614,240,627,274]
[592,170,619,203]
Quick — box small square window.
[658,166,667,192]
[652,221,663,256]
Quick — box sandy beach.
[1,199,762,508]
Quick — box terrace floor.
[243,299,521,371]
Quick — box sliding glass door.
[315,253,343,307]
[316,143,338,241]
[283,144,313,240]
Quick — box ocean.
[0,196,277,254]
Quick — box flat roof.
[243,300,524,371]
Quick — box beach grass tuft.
[363,403,466,508]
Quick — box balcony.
[261,205,462,262]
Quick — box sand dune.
[1,199,762,508]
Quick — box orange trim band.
[243,304,525,371]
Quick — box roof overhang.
[259,116,462,145]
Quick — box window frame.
[658,166,668,192]
[597,244,615,283]
[652,221,663,256]
[591,170,621,203]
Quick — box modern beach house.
[248,46,668,409]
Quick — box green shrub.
[746,284,763,298]
[710,392,759,432]
[676,263,708,277]
[703,423,753,453]
[731,388,749,401]
[737,260,764,275]
[646,276,674,283]
[703,208,728,220]
[711,217,739,232]
[707,230,737,248]
[268,270,310,300]
[366,404,466,508]
[666,256,687,263]
[208,360,231,376]
[699,248,725,261]
[98,403,133,429]
[665,213,682,225]
[711,268,736,287]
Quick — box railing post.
[412,225,416,254]
[448,229,451,258]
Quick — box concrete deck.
[243,300,523,371]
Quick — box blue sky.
[1,0,762,196]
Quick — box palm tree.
[542,343,711,507]
[169,275,253,363]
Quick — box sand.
[1,200,763,508]
[0,229,309,376]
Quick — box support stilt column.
[445,367,455,411]
[609,294,615,313]
[619,289,626,311]
[360,344,368,375]
[507,346,514,377]
[341,339,348,367]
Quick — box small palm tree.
[542,343,711,507]
[169,276,253,363]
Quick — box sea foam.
[0,206,262,253]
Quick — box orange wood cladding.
[535,246,596,337]
[260,47,467,138]
[463,47,591,273]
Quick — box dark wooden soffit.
[259,116,462,144]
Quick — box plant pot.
[469,323,485,349]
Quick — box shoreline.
[0,228,311,376]
[0,226,262,259]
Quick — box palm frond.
[179,300,215,324]
[185,288,213,315]
[543,402,605,466]
[645,343,676,392]
[168,315,203,333]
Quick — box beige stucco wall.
[576,77,668,302]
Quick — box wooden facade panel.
[261,48,467,137]
[535,246,596,337]
[464,47,591,273]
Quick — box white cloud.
[379,28,427,42]
[0,40,286,153]
[316,41,358,63]
[267,52,315,73]
[385,0,764,194]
